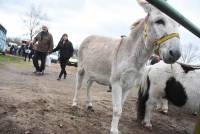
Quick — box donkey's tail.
[137,67,151,121]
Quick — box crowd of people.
[9,40,34,62]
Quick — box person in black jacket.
[149,55,160,65]
[51,33,74,80]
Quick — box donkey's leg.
[161,98,168,114]
[72,69,85,107]
[86,79,94,110]
[156,98,163,111]
[156,98,168,114]
[121,89,129,106]
[110,82,122,134]
[143,97,157,128]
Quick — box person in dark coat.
[51,33,74,80]
[32,25,54,75]
[24,41,34,62]
[24,44,30,61]
[10,45,14,55]
[149,55,160,65]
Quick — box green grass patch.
[0,54,23,63]
[0,54,33,68]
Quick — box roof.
[0,24,7,34]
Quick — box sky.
[0,0,200,50]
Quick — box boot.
[64,71,67,79]
[107,85,112,92]
[58,72,63,80]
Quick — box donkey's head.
[138,0,181,64]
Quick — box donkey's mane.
[177,62,200,69]
[176,62,200,73]
[131,18,145,30]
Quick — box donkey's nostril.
[169,50,174,57]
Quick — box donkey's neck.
[111,20,154,88]
[127,24,153,70]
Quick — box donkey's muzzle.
[164,48,181,64]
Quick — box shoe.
[107,89,112,92]
[40,71,44,75]
[64,74,67,79]
[57,77,61,80]
[33,71,39,74]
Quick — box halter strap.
[154,33,179,46]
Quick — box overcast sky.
[0,0,200,49]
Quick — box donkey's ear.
[137,0,155,13]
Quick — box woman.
[51,33,74,80]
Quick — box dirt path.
[0,61,196,134]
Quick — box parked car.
[49,52,58,63]
[49,51,78,67]
[68,57,78,67]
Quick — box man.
[32,25,54,75]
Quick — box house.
[0,24,7,54]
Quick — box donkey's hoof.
[87,106,94,112]
[156,107,162,112]
[110,130,119,134]
[192,112,198,116]
[144,124,152,129]
[107,89,112,92]
[161,109,168,115]
[71,105,78,111]
[142,121,152,129]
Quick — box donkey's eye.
[155,19,165,25]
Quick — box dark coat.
[150,55,160,65]
[52,40,74,60]
[33,31,54,52]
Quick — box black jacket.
[52,40,74,60]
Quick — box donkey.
[72,0,181,133]
[137,61,200,128]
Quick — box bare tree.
[22,5,47,40]
[6,37,21,46]
[179,43,200,64]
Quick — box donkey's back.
[78,35,120,85]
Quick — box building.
[0,24,7,54]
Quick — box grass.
[0,54,32,68]
[0,54,23,63]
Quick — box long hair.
[58,33,68,45]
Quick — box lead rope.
[170,64,175,78]
[114,35,126,66]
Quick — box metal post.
[194,114,200,134]
[146,0,200,38]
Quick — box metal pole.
[194,114,200,134]
[146,0,200,38]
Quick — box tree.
[179,43,200,64]
[22,5,47,40]
[6,37,21,46]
